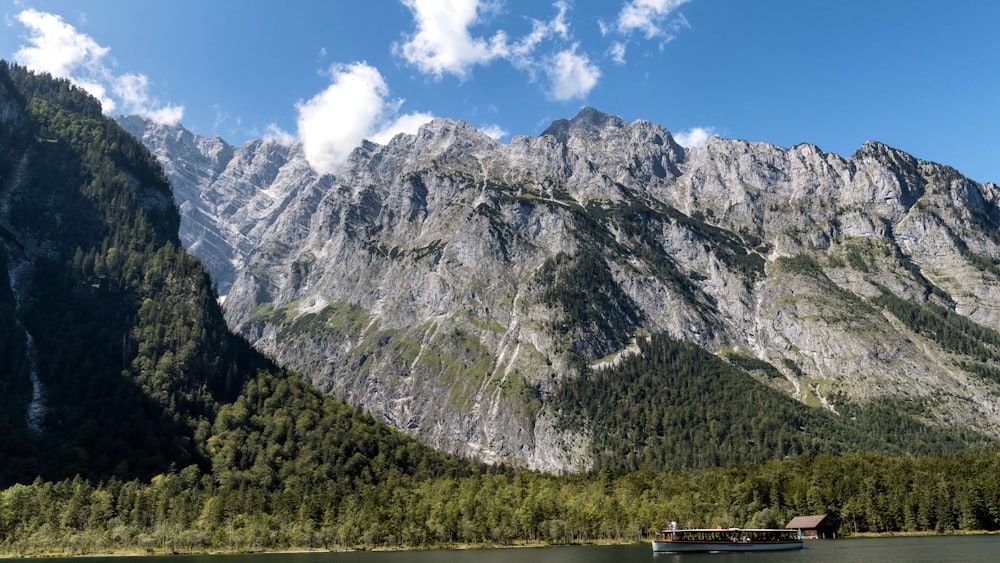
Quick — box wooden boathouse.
[786,514,837,539]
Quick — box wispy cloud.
[262,123,296,147]
[369,110,437,145]
[615,0,691,40]
[396,0,600,100]
[478,123,508,140]
[609,41,627,65]
[12,9,183,125]
[112,73,184,125]
[674,126,715,148]
[296,62,434,175]
[508,0,571,69]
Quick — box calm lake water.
[26,535,1000,563]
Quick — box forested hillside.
[0,60,255,483]
[0,62,474,488]
[553,334,994,472]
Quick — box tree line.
[2,449,999,556]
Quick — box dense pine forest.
[552,334,996,472]
[2,451,1000,556]
[2,63,999,556]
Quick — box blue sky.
[2,0,997,183]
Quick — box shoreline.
[5,533,1000,559]
[843,530,999,539]
[0,539,643,559]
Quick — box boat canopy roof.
[661,528,794,533]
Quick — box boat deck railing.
[658,529,802,543]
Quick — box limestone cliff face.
[119,109,1000,471]
[116,116,330,298]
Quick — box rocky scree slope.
[119,108,1000,471]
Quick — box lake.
[23,535,1000,563]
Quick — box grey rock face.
[115,116,328,298]
[121,109,1000,471]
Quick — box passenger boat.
[651,526,804,552]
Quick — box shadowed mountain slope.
[0,62,473,488]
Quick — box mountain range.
[6,62,1000,548]
[116,107,1000,472]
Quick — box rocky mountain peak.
[338,118,499,186]
[541,106,625,141]
[540,107,684,158]
[114,114,324,297]
[125,108,1000,472]
[400,118,497,160]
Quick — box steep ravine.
[0,150,46,434]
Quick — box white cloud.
[297,63,387,174]
[395,0,509,80]
[212,104,230,132]
[370,111,437,145]
[548,1,570,39]
[12,9,183,125]
[674,126,715,148]
[141,105,185,126]
[397,0,600,101]
[74,79,116,112]
[478,123,508,140]
[546,45,601,101]
[616,0,691,40]
[609,41,627,64]
[113,73,184,125]
[263,123,296,147]
[13,9,109,78]
[296,62,435,175]
[509,0,570,73]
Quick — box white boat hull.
[652,539,804,553]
